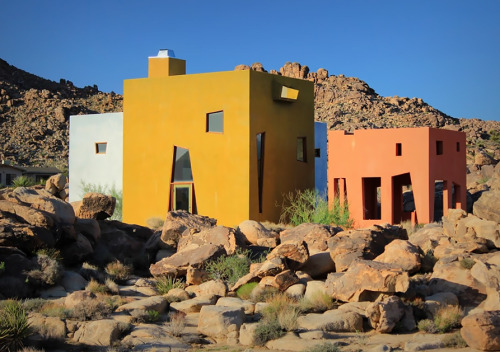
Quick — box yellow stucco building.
[122,50,314,227]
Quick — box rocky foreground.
[0,167,500,351]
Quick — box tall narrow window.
[436,141,443,155]
[95,142,107,154]
[206,111,223,133]
[257,133,265,213]
[456,142,460,152]
[363,177,381,220]
[171,146,194,213]
[297,137,306,162]
[173,147,193,182]
[396,143,402,156]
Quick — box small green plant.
[155,276,185,295]
[434,306,463,333]
[308,342,340,352]
[105,260,132,282]
[145,310,161,323]
[442,331,468,348]
[205,249,251,286]
[299,291,336,313]
[254,318,284,346]
[80,181,122,221]
[12,176,37,188]
[279,189,352,228]
[459,257,475,270]
[236,282,258,300]
[0,300,31,352]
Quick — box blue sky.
[1,0,499,121]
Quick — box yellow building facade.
[123,52,314,227]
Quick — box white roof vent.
[157,49,175,58]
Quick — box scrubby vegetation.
[105,260,132,283]
[236,282,258,300]
[26,253,63,287]
[80,181,122,220]
[0,300,31,352]
[205,249,252,286]
[280,189,352,228]
[11,175,37,188]
[417,306,463,334]
[155,276,185,295]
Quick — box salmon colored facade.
[123,53,314,227]
[328,127,466,228]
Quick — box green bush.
[417,319,437,333]
[279,189,352,228]
[205,249,251,286]
[459,258,475,270]
[145,310,161,323]
[236,282,258,300]
[80,181,122,221]
[12,176,37,188]
[0,300,31,352]
[155,276,184,295]
[254,318,284,346]
[434,306,463,333]
[308,342,340,352]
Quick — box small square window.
[315,148,321,158]
[95,142,107,154]
[396,143,402,156]
[436,141,443,155]
[206,111,223,133]
[297,137,306,162]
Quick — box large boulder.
[0,218,56,252]
[161,210,216,248]
[185,279,227,297]
[73,320,131,346]
[461,311,500,351]
[267,240,309,271]
[0,200,54,228]
[115,295,168,314]
[366,295,416,333]
[45,173,66,196]
[297,309,363,332]
[177,225,245,255]
[170,295,217,313]
[280,223,340,253]
[328,224,407,272]
[237,220,275,245]
[198,305,245,344]
[150,244,225,277]
[444,210,500,249]
[325,259,410,302]
[470,256,500,311]
[299,251,336,278]
[74,192,116,220]
[374,239,422,274]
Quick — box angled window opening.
[436,141,443,155]
[170,146,195,213]
[95,142,107,154]
[172,147,193,182]
[257,132,265,213]
[206,111,223,133]
[363,177,381,220]
[396,143,402,156]
[297,137,306,162]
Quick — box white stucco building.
[69,112,123,202]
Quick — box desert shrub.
[26,254,63,287]
[146,217,164,230]
[459,257,475,270]
[86,278,110,295]
[417,319,437,333]
[155,276,184,295]
[299,291,336,313]
[22,298,47,313]
[434,306,463,333]
[254,318,284,346]
[205,249,251,286]
[442,331,468,348]
[35,248,62,262]
[79,262,103,281]
[145,310,161,323]
[279,189,352,228]
[81,181,122,221]
[71,298,112,321]
[12,176,37,188]
[261,293,302,332]
[308,342,340,352]
[251,286,280,303]
[37,302,71,319]
[0,300,31,352]
[104,278,120,295]
[166,311,186,337]
[236,282,258,300]
[105,260,132,282]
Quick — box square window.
[436,141,443,155]
[95,142,107,154]
[396,143,402,156]
[206,111,223,133]
[297,137,306,162]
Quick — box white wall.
[69,112,123,202]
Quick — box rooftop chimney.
[148,49,185,77]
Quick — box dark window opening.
[315,148,321,158]
[95,142,107,154]
[5,174,15,186]
[206,111,223,133]
[456,142,460,152]
[396,143,402,156]
[257,133,265,213]
[297,137,306,162]
[436,141,443,155]
[363,177,381,220]
[433,180,444,221]
[171,146,195,213]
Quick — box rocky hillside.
[0,58,122,168]
[0,58,498,169]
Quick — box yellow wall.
[249,72,315,222]
[123,66,315,227]
[123,70,250,227]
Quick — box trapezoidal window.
[257,132,265,213]
[396,143,402,156]
[206,111,223,133]
[173,147,193,182]
[363,177,381,220]
[95,142,107,154]
[297,137,306,162]
[436,140,443,155]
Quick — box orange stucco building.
[328,127,466,228]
